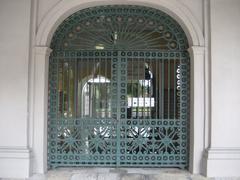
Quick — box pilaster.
[188,46,205,174]
[32,46,52,174]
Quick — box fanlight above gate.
[51,5,188,50]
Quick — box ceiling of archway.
[50,5,189,51]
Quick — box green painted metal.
[50,5,188,51]
[48,5,190,169]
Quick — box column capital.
[34,46,52,56]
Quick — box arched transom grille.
[51,5,189,50]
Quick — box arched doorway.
[47,5,190,169]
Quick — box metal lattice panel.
[48,51,119,167]
[48,5,190,169]
[48,51,190,168]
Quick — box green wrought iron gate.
[48,5,190,169]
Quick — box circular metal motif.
[48,5,190,169]
[51,5,189,50]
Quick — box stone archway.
[33,0,205,175]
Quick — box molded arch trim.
[36,0,204,47]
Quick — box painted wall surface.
[37,0,204,31]
[179,0,203,30]
[210,0,240,147]
[0,0,31,147]
[37,0,61,26]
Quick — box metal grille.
[48,5,190,169]
[48,50,189,168]
[50,6,188,51]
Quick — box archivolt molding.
[36,0,204,47]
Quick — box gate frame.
[32,0,206,176]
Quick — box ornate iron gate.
[48,6,190,169]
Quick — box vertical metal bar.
[57,58,61,118]
[142,57,144,119]
[98,57,101,118]
[173,57,176,119]
[70,59,73,119]
[69,59,74,118]
[67,60,70,118]
[145,58,148,119]
[69,60,72,118]
[106,57,108,118]
[107,57,110,118]
[147,58,149,118]
[162,59,164,119]
[74,58,78,118]
[93,56,96,118]
[149,59,151,118]
[79,58,82,118]
[111,51,118,165]
[111,54,116,120]
[62,60,65,118]
[131,58,133,119]
[90,57,93,118]
[168,56,170,119]
[155,58,158,119]
[116,51,121,167]
[150,58,152,119]
[102,59,108,118]
[96,56,99,118]
[158,58,161,119]
[137,55,139,119]
[92,57,95,118]
[55,56,60,155]
[179,52,183,166]
[87,56,90,117]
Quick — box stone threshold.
[31,168,208,180]
[3,168,240,180]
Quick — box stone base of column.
[0,147,32,178]
[202,147,240,177]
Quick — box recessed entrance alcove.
[34,0,205,176]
